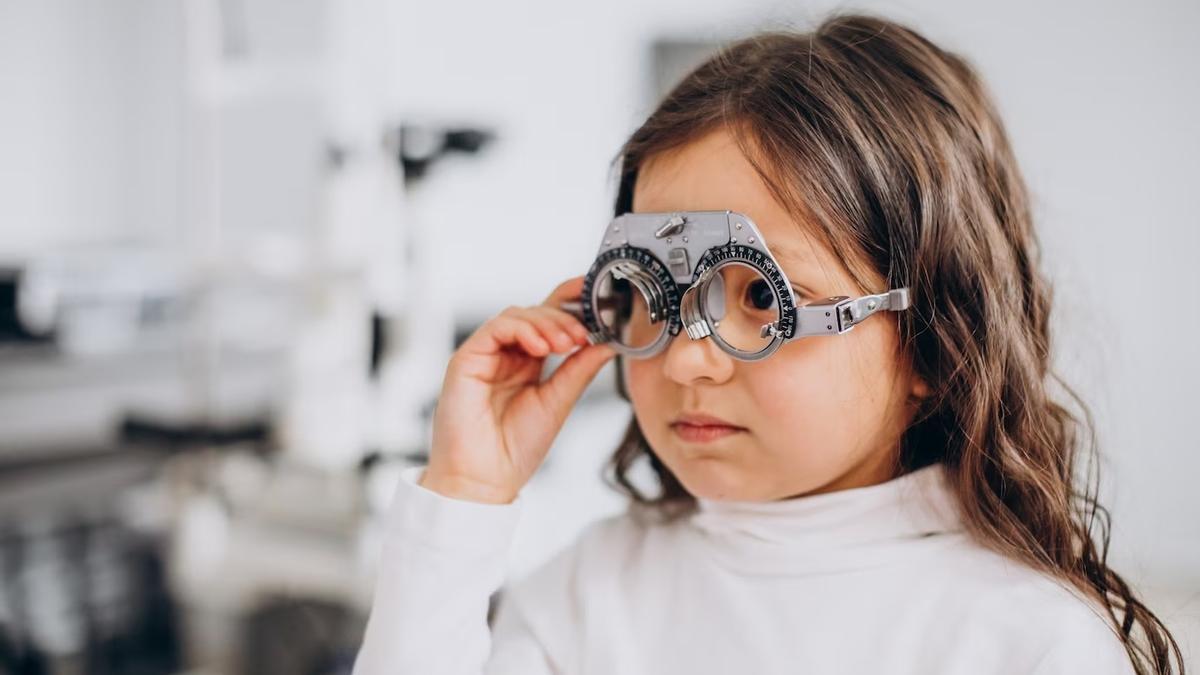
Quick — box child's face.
[626,127,928,501]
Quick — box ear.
[909,372,931,401]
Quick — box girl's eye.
[745,279,777,311]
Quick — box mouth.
[669,413,747,443]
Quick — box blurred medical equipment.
[165,0,445,672]
[397,124,495,185]
[0,0,497,672]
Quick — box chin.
[660,453,752,502]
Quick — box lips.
[671,412,744,428]
[670,412,746,443]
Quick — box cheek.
[749,330,895,458]
[625,357,670,425]
[747,350,847,449]
[624,357,654,397]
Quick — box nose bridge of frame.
[679,283,712,341]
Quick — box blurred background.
[0,0,1196,673]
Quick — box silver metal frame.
[561,210,911,361]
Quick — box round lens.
[593,262,666,350]
[705,262,781,355]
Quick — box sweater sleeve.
[351,464,554,675]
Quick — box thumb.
[536,344,618,427]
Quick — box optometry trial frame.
[559,210,911,362]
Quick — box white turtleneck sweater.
[352,462,1135,674]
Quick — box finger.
[535,343,618,426]
[468,314,551,357]
[504,306,585,353]
[527,305,590,344]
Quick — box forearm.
[352,465,524,675]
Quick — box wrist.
[417,468,519,505]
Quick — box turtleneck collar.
[687,463,964,576]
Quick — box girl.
[353,13,1183,675]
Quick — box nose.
[660,326,736,387]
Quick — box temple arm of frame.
[766,288,911,339]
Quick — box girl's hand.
[420,276,617,504]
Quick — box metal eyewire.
[609,261,669,325]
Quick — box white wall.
[0,1,186,257]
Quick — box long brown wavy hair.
[599,12,1183,674]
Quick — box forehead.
[631,127,832,276]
